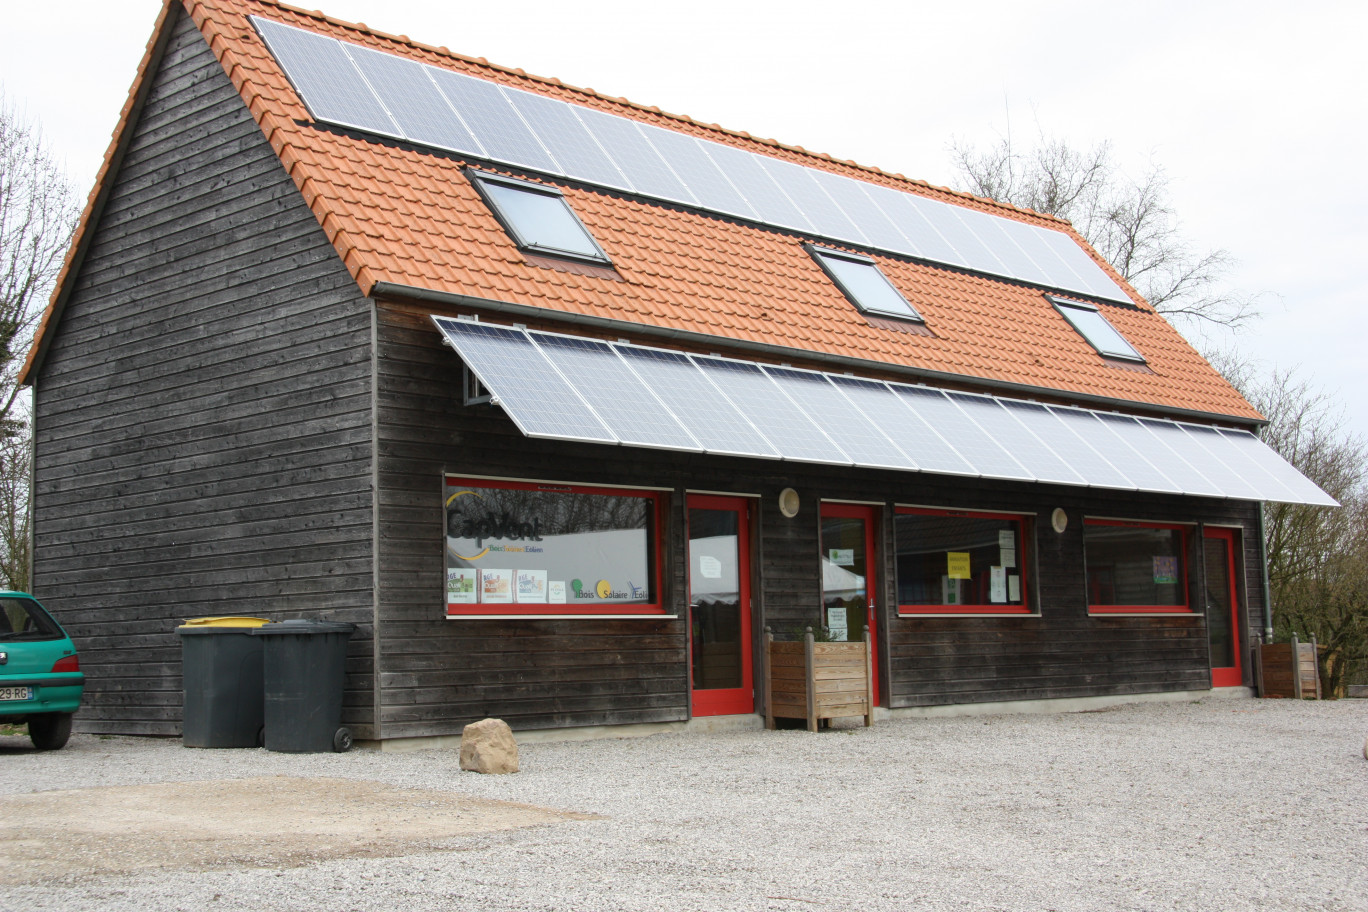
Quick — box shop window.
[468,170,611,264]
[894,507,1030,614]
[443,476,664,617]
[808,245,924,323]
[1049,296,1145,362]
[1084,520,1190,613]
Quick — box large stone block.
[459,718,519,774]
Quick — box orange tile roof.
[21,0,1263,424]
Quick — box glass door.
[820,502,880,706]
[688,495,754,716]
[1203,527,1243,687]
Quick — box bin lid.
[177,616,273,633]
[250,618,356,636]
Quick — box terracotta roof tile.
[20,0,1261,424]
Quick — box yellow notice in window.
[947,551,972,580]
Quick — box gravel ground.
[2,697,1366,912]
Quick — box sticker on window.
[1153,556,1179,585]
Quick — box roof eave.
[18,0,182,389]
[370,281,1267,430]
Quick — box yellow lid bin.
[178,617,272,629]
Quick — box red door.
[1203,527,1244,687]
[819,502,880,706]
[688,495,754,716]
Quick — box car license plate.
[0,686,33,701]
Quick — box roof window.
[1050,296,1145,362]
[808,246,923,323]
[468,170,610,265]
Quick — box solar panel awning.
[432,317,1338,507]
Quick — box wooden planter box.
[763,627,873,731]
[1255,635,1323,699]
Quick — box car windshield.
[0,597,63,641]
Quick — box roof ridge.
[249,0,1071,230]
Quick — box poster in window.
[447,568,477,605]
[516,569,547,602]
[947,552,972,580]
[990,566,1007,603]
[548,580,566,603]
[1152,556,1179,585]
[1008,574,1021,602]
[480,568,513,603]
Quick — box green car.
[0,592,84,750]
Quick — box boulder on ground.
[460,718,519,774]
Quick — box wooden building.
[20,0,1334,742]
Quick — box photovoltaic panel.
[932,208,1010,277]
[504,92,634,192]
[762,367,914,470]
[1165,422,1267,502]
[612,345,778,458]
[1047,406,1182,494]
[962,210,1054,288]
[868,189,969,269]
[527,332,700,450]
[252,17,400,137]
[1088,412,1191,494]
[344,44,484,155]
[426,69,561,174]
[1216,429,1339,506]
[807,171,913,255]
[431,318,614,442]
[691,356,850,464]
[255,17,1137,303]
[1036,229,1129,302]
[828,377,974,475]
[1178,423,1298,502]
[947,393,1085,486]
[638,125,757,220]
[757,157,868,246]
[1134,419,1227,498]
[997,400,1136,490]
[700,141,814,232]
[575,108,696,205]
[893,386,1033,481]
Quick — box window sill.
[898,606,1034,617]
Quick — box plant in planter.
[763,624,874,732]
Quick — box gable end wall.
[30,8,377,737]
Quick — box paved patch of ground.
[0,775,593,885]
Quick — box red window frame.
[894,507,1032,616]
[443,476,667,618]
[1084,518,1192,614]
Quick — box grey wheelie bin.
[253,619,356,752]
[176,617,272,748]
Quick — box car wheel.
[29,713,73,751]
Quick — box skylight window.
[1050,296,1145,362]
[468,170,610,265]
[808,246,923,323]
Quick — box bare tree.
[1,91,79,433]
[0,92,79,592]
[0,415,31,591]
[950,132,1256,333]
[1215,356,1368,693]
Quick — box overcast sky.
[4,0,1364,440]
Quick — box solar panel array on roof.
[253,16,1132,305]
[431,318,1338,506]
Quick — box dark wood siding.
[376,299,1266,736]
[30,10,376,737]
